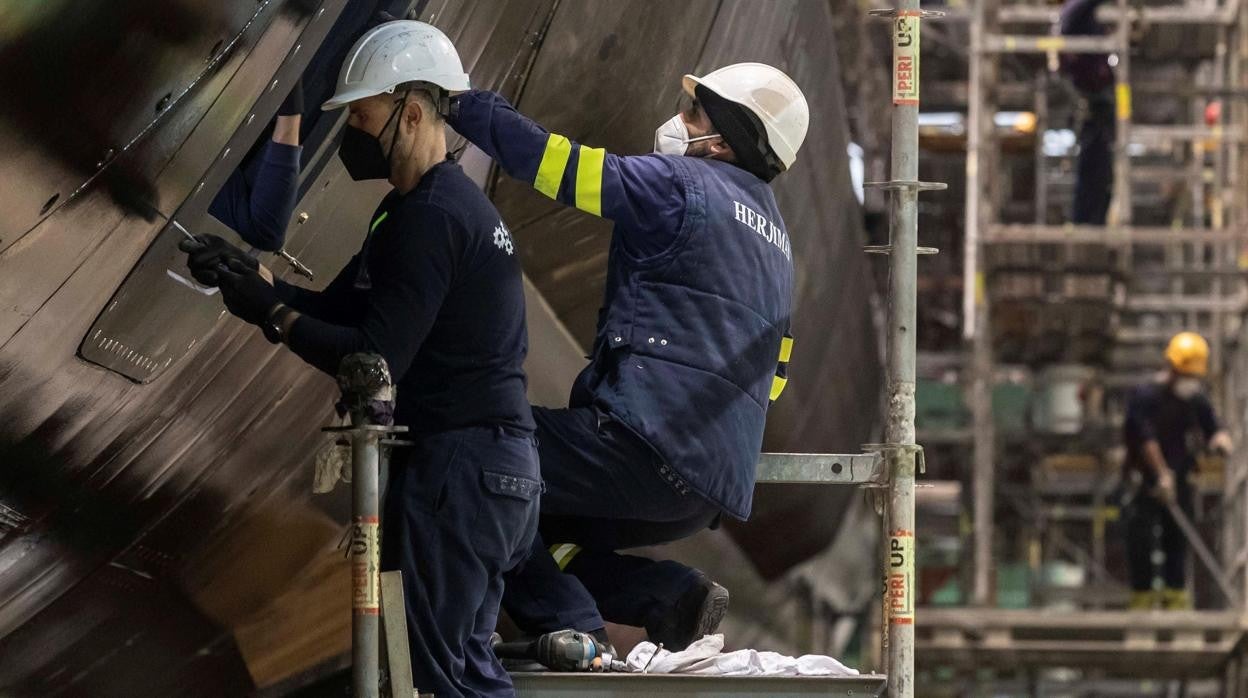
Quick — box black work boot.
[646,575,730,651]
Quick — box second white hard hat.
[323,20,470,111]
[683,63,809,170]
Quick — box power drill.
[493,629,616,672]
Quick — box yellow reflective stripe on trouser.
[534,134,573,199]
[548,543,582,571]
[575,146,606,216]
[778,336,794,363]
[770,376,789,401]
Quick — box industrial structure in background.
[904,0,1248,694]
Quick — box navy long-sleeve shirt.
[208,140,301,251]
[274,160,534,435]
[448,89,688,259]
[1060,0,1115,94]
[1124,381,1221,480]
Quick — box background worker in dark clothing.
[1061,0,1117,225]
[181,21,538,698]
[208,81,304,251]
[1123,332,1233,610]
[448,63,808,652]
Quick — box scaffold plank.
[944,4,1234,25]
[985,224,1248,244]
[512,673,888,698]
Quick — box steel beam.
[985,223,1248,244]
[756,452,886,485]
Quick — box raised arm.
[448,90,687,256]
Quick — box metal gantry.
[948,0,1248,690]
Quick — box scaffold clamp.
[867,8,946,19]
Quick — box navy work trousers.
[1073,94,1115,225]
[502,406,721,637]
[1124,477,1195,591]
[382,425,540,698]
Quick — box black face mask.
[338,96,404,181]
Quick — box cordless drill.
[492,629,615,672]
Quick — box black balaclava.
[696,84,784,183]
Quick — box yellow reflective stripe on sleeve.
[575,146,606,217]
[370,211,389,233]
[770,376,789,402]
[534,134,573,199]
[548,543,582,571]
[778,336,794,363]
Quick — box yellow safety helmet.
[1165,332,1210,377]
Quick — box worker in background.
[448,63,806,652]
[208,80,304,251]
[1060,0,1116,225]
[1123,332,1233,610]
[182,22,539,697]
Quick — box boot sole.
[692,582,730,641]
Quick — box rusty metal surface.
[0,0,879,694]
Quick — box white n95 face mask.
[653,114,721,156]
[1173,377,1203,400]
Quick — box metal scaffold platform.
[512,673,888,698]
[917,608,1247,677]
[940,0,1248,692]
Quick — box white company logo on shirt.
[732,201,792,261]
[493,221,515,256]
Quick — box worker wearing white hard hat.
[182,21,539,697]
[447,63,809,655]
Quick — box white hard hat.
[682,63,809,170]
[322,20,470,111]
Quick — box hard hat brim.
[321,74,471,111]
[321,87,384,111]
[681,74,702,98]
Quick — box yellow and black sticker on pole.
[351,515,381,615]
[888,529,915,625]
[893,11,921,106]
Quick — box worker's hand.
[1211,430,1234,455]
[217,258,278,326]
[1154,469,1177,505]
[180,234,257,287]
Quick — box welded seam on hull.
[59,1,281,215]
[0,2,285,356]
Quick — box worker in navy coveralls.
[182,22,538,697]
[448,62,809,652]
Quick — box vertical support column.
[963,0,986,340]
[967,0,1000,609]
[1034,72,1049,225]
[882,3,923,696]
[351,430,382,698]
[1110,0,1133,226]
[330,353,405,698]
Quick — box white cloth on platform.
[623,634,859,677]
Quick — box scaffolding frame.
[951,0,1248,689]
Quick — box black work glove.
[217,258,278,326]
[179,234,257,287]
[277,79,304,117]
